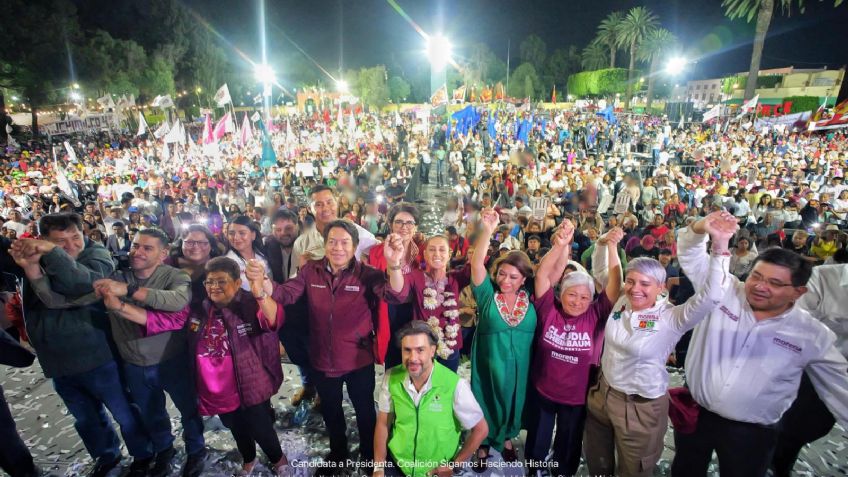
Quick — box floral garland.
[495,289,530,327]
[423,283,461,360]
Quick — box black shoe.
[88,455,122,477]
[127,457,153,477]
[181,449,206,477]
[149,447,176,477]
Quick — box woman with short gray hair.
[583,214,737,477]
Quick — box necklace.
[494,290,530,327]
[422,274,461,360]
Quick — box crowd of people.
[0,105,847,477]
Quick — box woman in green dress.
[469,207,537,467]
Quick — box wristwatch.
[126,283,139,299]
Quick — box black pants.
[0,385,36,477]
[524,391,586,477]
[421,163,431,184]
[771,372,836,477]
[219,400,283,464]
[671,408,779,477]
[312,364,376,462]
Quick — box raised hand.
[560,219,575,244]
[383,233,405,268]
[10,239,56,259]
[605,227,625,247]
[245,259,266,292]
[703,211,738,244]
[478,208,500,235]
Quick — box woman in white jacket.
[583,212,737,477]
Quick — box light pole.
[426,34,452,142]
[665,56,688,125]
[255,63,275,123]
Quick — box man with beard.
[374,321,488,477]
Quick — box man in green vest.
[374,321,488,477]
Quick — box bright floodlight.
[254,63,276,84]
[69,92,82,101]
[336,79,349,94]
[426,34,452,71]
[666,57,687,75]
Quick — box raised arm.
[535,222,573,299]
[677,210,738,293]
[471,208,500,287]
[601,227,625,303]
[381,233,406,294]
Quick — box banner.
[40,113,121,135]
[202,114,214,144]
[238,113,253,147]
[430,84,448,107]
[153,120,170,139]
[452,85,466,102]
[214,84,232,107]
[164,120,185,144]
[63,141,78,162]
[494,82,505,101]
[734,94,759,120]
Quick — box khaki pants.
[583,374,669,477]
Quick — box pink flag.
[213,112,231,141]
[202,114,214,144]
[238,113,253,147]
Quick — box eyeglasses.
[184,240,210,248]
[203,279,230,288]
[747,272,794,289]
[393,220,417,228]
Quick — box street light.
[69,92,82,101]
[336,79,349,94]
[72,83,80,89]
[426,34,452,72]
[665,56,687,75]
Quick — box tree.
[637,28,677,109]
[356,65,390,110]
[0,0,81,136]
[388,76,411,103]
[508,63,539,99]
[582,41,609,71]
[544,46,581,95]
[597,11,625,68]
[723,0,844,101]
[617,7,659,110]
[519,34,547,71]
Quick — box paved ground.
[2,172,847,476]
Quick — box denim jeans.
[53,360,153,460]
[123,353,205,455]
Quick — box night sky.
[184,0,848,82]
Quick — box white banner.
[41,113,121,135]
[214,84,232,107]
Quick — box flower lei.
[422,282,461,360]
[495,290,530,327]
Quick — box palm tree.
[582,40,609,71]
[637,28,677,110]
[597,11,624,69]
[617,6,659,110]
[723,0,844,101]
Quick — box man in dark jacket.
[10,213,154,477]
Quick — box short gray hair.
[625,257,667,285]
[559,271,596,297]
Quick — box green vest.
[387,362,462,477]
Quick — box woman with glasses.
[368,203,425,367]
[166,225,224,307]
[147,257,290,476]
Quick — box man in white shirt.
[290,185,377,278]
[770,261,848,477]
[374,321,487,477]
[672,214,848,477]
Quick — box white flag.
[395,110,402,127]
[161,142,170,160]
[152,95,175,109]
[137,112,149,136]
[153,120,170,139]
[251,111,261,122]
[348,110,356,136]
[702,104,721,123]
[165,120,184,144]
[735,94,759,120]
[97,95,116,110]
[63,141,78,162]
[214,84,232,107]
